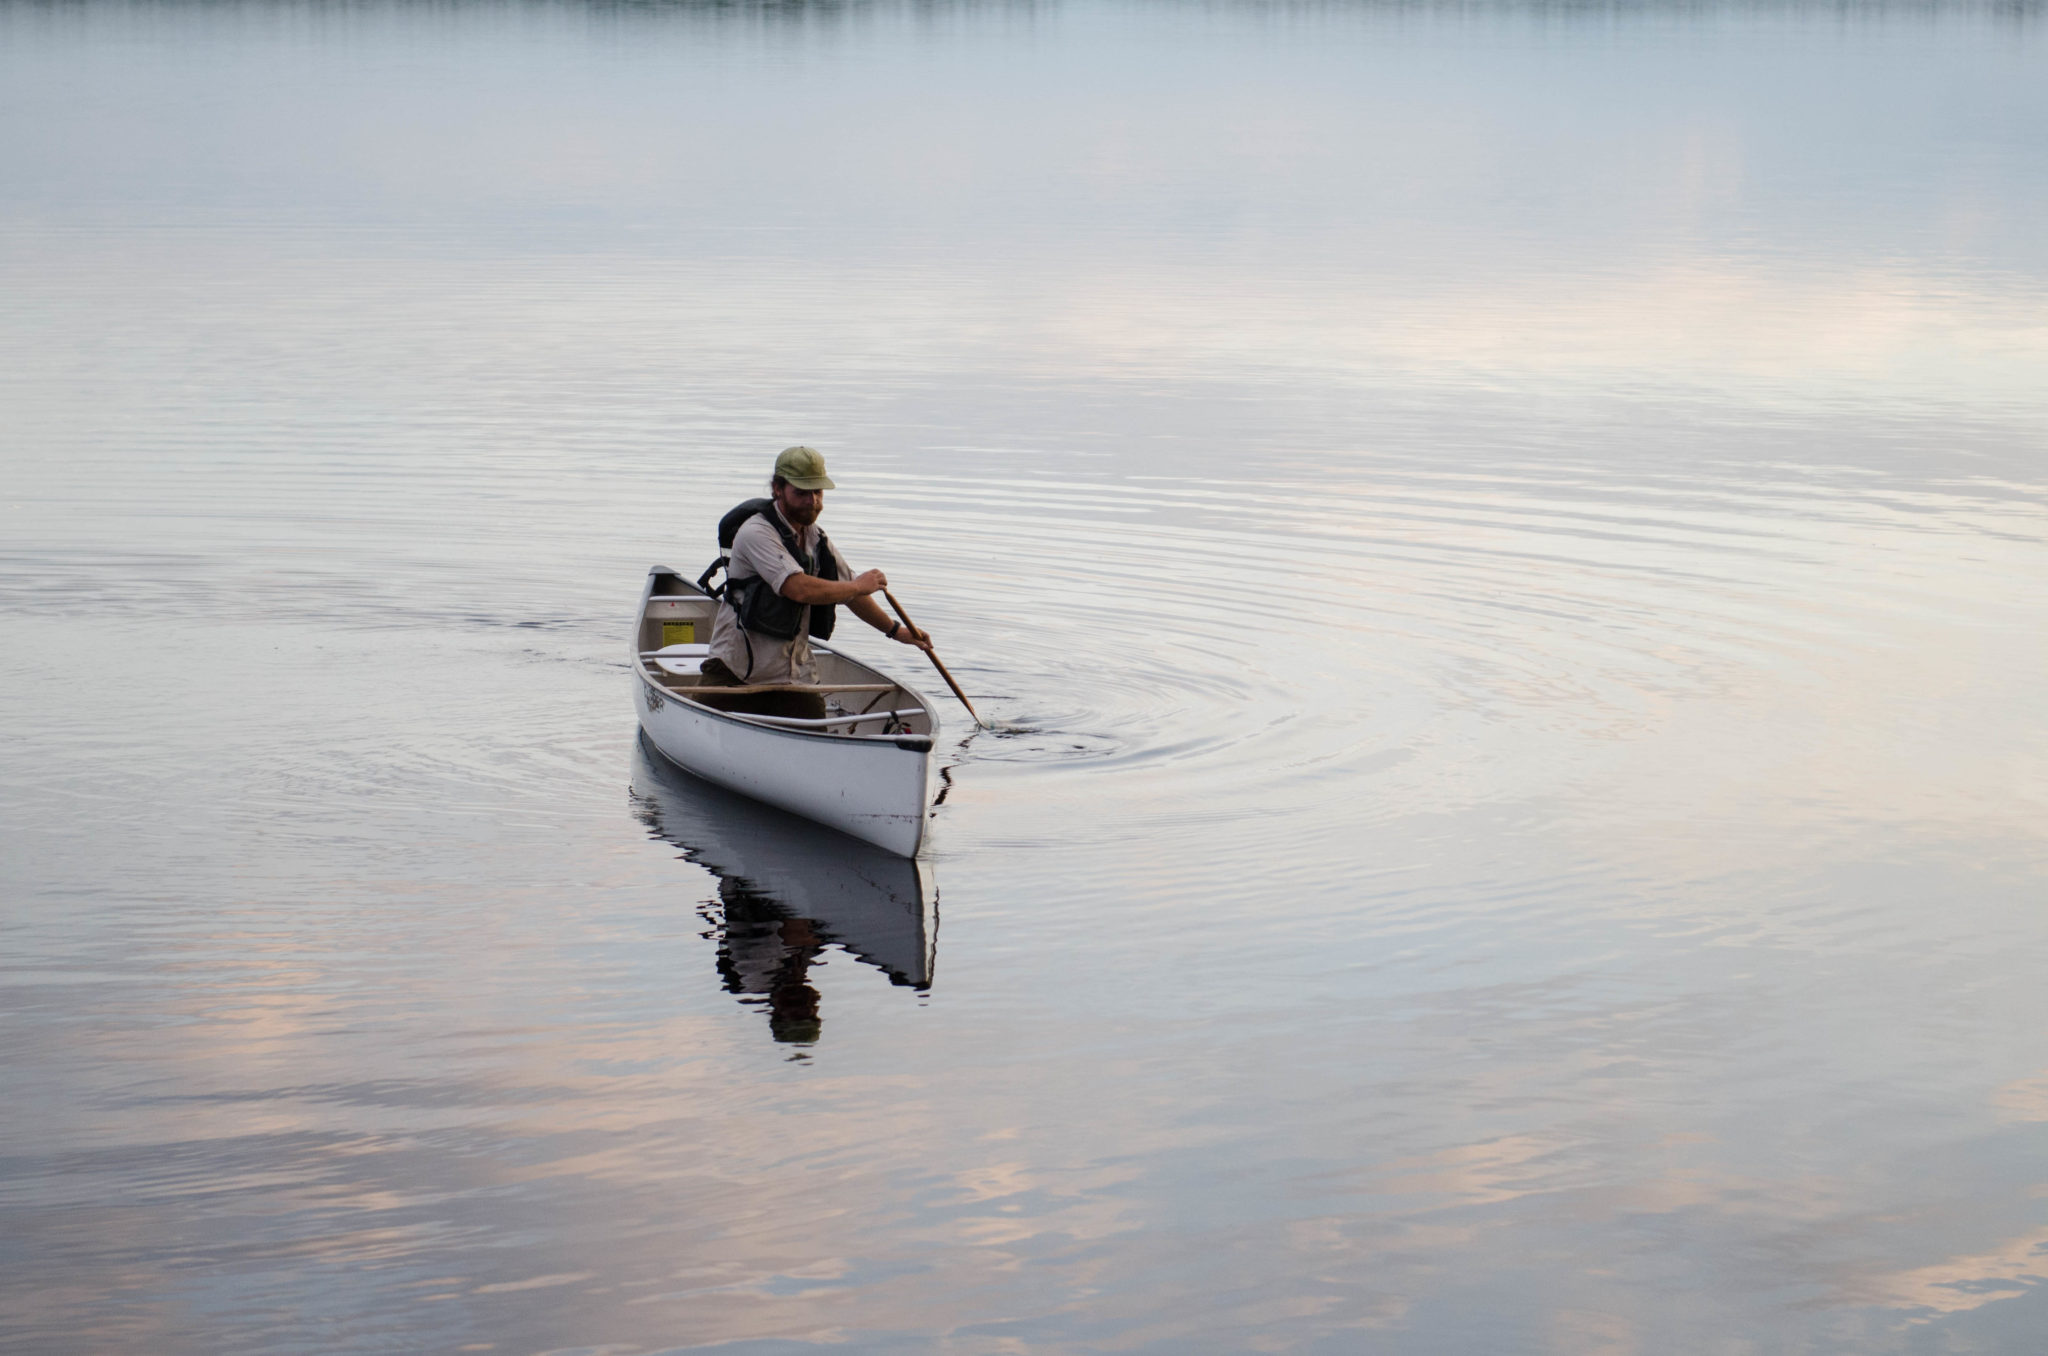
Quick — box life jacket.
[695,497,839,643]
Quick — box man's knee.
[699,656,744,687]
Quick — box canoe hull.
[636,673,934,857]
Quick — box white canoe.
[630,566,939,857]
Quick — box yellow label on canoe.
[662,620,696,645]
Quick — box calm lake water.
[3,1,2046,1351]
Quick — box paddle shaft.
[882,588,984,729]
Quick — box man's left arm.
[847,592,930,649]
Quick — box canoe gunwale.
[636,669,935,750]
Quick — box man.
[701,446,931,711]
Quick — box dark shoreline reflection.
[630,737,936,1048]
[13,0,2035,21]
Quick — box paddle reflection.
[630,738,936,1047]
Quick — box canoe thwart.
[650,678,904,695]
[716,707,927,731]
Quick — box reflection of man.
[702,446,931,700]
[714,882,826,1045]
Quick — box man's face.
[775,481,823,527]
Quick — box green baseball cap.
[774,445,836,491]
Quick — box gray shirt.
[707,505,854,685]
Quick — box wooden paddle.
[882,588,985,729]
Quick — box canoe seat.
[648,643,710,677]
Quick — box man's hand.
[851,568,888,596]
[893,622,933,651]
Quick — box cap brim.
[785,475,836,490]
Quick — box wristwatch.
[887,621,902,639]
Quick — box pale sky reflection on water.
[2,1,2046,1352]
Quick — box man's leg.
[691,658,827,721]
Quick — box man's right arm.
[730,515,886,605]
[780,568,887,605]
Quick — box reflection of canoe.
[630,738,937,993]
[631,566,938,857]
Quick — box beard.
[780,496,821,526]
